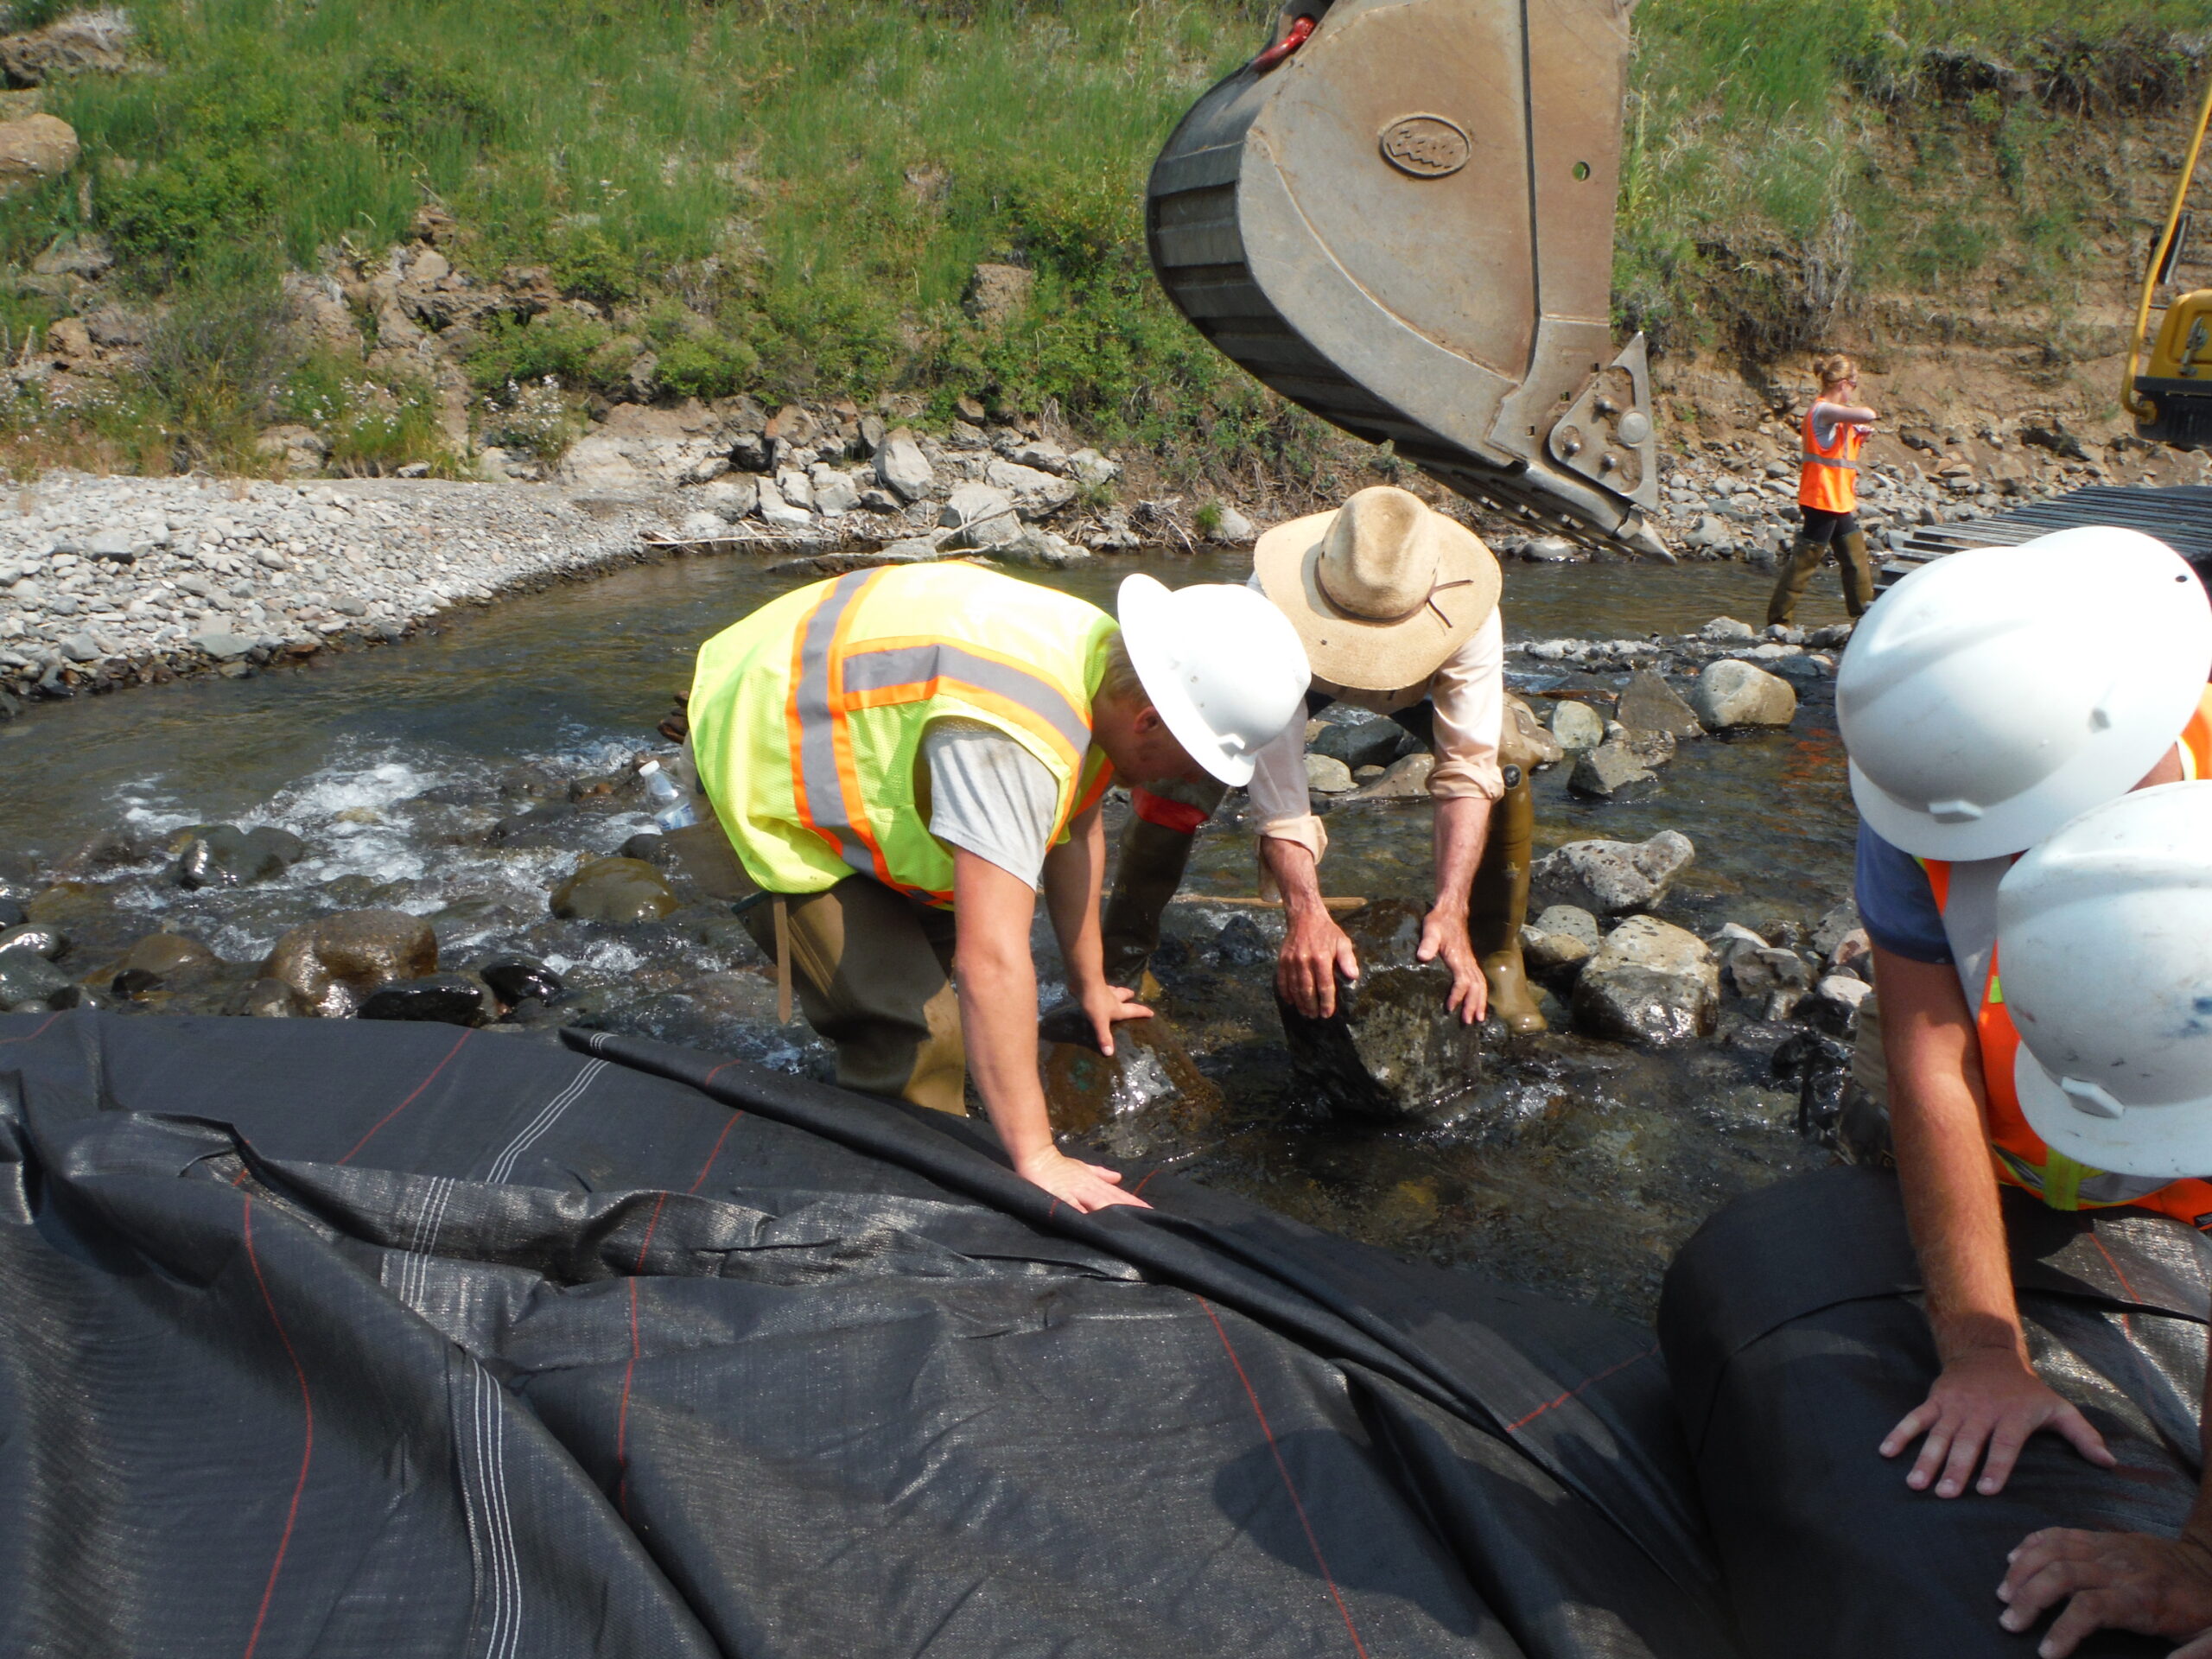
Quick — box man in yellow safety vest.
[683,562,1310,1213]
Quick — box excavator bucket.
[1147,0,1667,556]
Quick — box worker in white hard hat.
[678,563,1310,1213]
[1977,785,2212,1654]
[1096,486,1548,1034]
[1836,528,2212,1511]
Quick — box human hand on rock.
[1013,1146,1150,1212]
[1998,1527,2212,1657]
[1277,906,1359,1019]
[1417,906,1487,1025]
[1879,1346,2113,1498]
[1078,979,1153,1058]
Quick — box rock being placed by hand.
[1533,831,1694,916]
[1691,660,1797,728]
[1275,899,1484,1122]
[551,856,678,923]
[261,910,439,1018]
[1572,915,1719,1047]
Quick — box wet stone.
[236,977,306,1018]
[1571,915,1719,1048]
[477,956,565,1007]
[1342,753,1434,802]
[1304,753,1356,795]
[261,909,440,1018]
[1310,715,1406,773]
[551,856,678,924]
[1274,900,1484,1123]
[1533,831,1694,916]
[1691,659,1796,729]
[172,824,307,890]
[488,803,576,848]
[123,932,219,980]
[0,897,25,929]
[1615,669,1706,739]
[359,973,490,1027]
[0,922,65,959]
[1040,1008,1223,1141]
[0,944,70,1011]
[110,967,163,1001]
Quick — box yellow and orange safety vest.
[1923,689,2212,1222]
[1799,405,1864,515]
[688,564,1117,908]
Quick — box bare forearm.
[958,946,1054,1165]
[1042,809,1107,992]
[1877,947,2024,1359]
[1430,794,1491,914]
[1261,835,1326,918]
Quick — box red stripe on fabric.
[240,1198,315,1659]
[1131,789,1207,835]
[336,1032,473,1166]
[0,1011,61,1046]
[1196,1296,1370,1659]
[631,1110,744,1273]
[1131,1167,1163,1198]
[616,1276,641,1520]
[1503,1344,1657,1433]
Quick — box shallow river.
[0,550,1864,1318]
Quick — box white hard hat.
[1837,527,2212,860]
[1117,574,1310,786]
[2000,782,2212,1179]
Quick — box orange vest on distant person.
[1799,405,1864,514]
[1923,689,2212,1223]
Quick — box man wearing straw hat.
[1102,485,1544,1033]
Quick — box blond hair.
[1815,353,1859,393]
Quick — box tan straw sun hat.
[1252,486,1501,691]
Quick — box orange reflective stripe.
[1920,856,1952,911]
[1073,758,1116,820]
[2183,687,2212,777]
[785,569,896,885]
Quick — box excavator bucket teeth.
[1147,0,1667,556]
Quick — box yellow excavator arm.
[1146,0,1668,556]
[2128,68,2212,447]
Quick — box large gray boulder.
[1615,668,1705,739]
[1572,916,1719,1047]
[1533,831,1695,916]
[874,432,937,502]
[939,481,1020,547]
[1274,900,1484,1122]
[985,458,1077,520]
[1692,659,1797,728]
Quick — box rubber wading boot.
[1838,527,1875,617]
[1101,815,1199,998]
[1469,764,1546,1034]
[1766,535,1826,627]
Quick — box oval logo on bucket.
[1380,116,1471,178]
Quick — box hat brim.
[2015,1045,2212,1180]
[1253,506,1501,692]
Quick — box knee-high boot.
[1837,528,1875,617]
[1468,764,1546,1034]
[1767,536,1825,626]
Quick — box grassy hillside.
[0,0,2209,473]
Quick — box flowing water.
[0,550,1864,1318]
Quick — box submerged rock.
[359,974,490,1027]
[1691,660,1796,728]
[1567,741,1658,800]
[551,856,678,923]
[1274,899,1484,1122]
[122,932,219,979]
[1572,916,1719,1047]
[172,824,307,890]
[0,944,69,1011]
[262,910,439,1018]
[1533,832,1694,916]
[1040,1006,1223,1138]
[0,922,64,959]
[236,978,307,1018]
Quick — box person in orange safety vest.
[1769,353,1878,627]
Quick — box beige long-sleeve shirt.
[1249,606,1505,866]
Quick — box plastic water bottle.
[639,760,697,830]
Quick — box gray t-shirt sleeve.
[923,718,1060,890]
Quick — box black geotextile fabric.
[1662,1165,2210,1659]
[0,1009,1734,1658]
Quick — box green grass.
[0,0,2207,469]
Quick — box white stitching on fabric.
[486,1061,607,1185]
